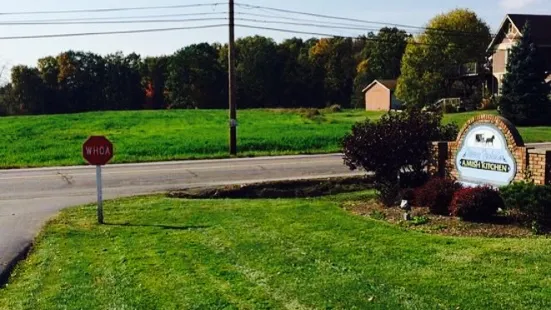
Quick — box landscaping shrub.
[342,109,458,206]
[415,177,462,215]
[501,182,551,233]
[438,122,460,141]
[450,186,503,222]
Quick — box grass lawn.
[1,109,549,168]
[2,192,551,309]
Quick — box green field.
[1,109,549,168]
[2,192,551,309]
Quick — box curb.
[0,244,32,287]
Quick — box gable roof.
[488,14,551,50]
[362,79,398,92]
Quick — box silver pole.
[96,165,104,224]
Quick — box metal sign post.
[83,136,113,224]
[96,165,104,224]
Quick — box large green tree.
[167,43,226,109]
[103,52,144,110]
[37,56,62,114]
[277,38,324,108]
[395,9,491,108]
[499,22,551,125]
[235,36,281,108]
[309,37,356,107]
[10,66,47,114]
[56,51,107,112]
[352,28,409,107]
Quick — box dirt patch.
[343,200,533,238]
[167,176,374,199]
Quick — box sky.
[0,0,550,76]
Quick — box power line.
[0,16,481,40]
[0,12,228,23]
[0,18,227,25]
[237,18,380,32]
[0,24,226,40]
[0,17,380,33]
[235,24,477,48]
[0,3,225,16]
[236,2,495,38]
[0,11,373,31]
[238,12,390,31]
[0,21,477,47]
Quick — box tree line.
[0,9,496,116]
[0,28,408,116]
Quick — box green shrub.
[415,177,463,215]
[450,186,503,222]
[411,216,429,226]
[370,210,386,221]
[500,182,551,233]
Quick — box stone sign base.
[431,115,551,186]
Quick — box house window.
[508,23,514,34]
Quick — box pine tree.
[499,22,551,126]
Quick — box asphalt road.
[0,154,360,279]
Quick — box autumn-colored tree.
[142,56,170,109]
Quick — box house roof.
[362,79,398,92]
[488,14,551,50]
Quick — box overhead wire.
[0,24,226,40]
[0,16,483,42]
[0,18,227,25]
[235,2,495,38]
[0,2,494,39]
[0,2,492,45]
[0,3,225,16]
[0,12,228,23]
[235,24,480,48]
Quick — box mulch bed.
[343,199,535,238]
[168,176,374,199]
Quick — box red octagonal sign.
[83,136,114,166]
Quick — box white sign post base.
[96,165,104,224]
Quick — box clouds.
[500,0,539,10]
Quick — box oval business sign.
[456,123,516,187]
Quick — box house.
[487,14,551,94]
[362,79,403,111]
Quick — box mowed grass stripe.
[2,193,551,309]
[1,109,548,169]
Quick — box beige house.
[488,14,551,94]
[362,79,403,111]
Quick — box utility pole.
[228,0,237,155]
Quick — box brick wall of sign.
[430,115,551,185]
